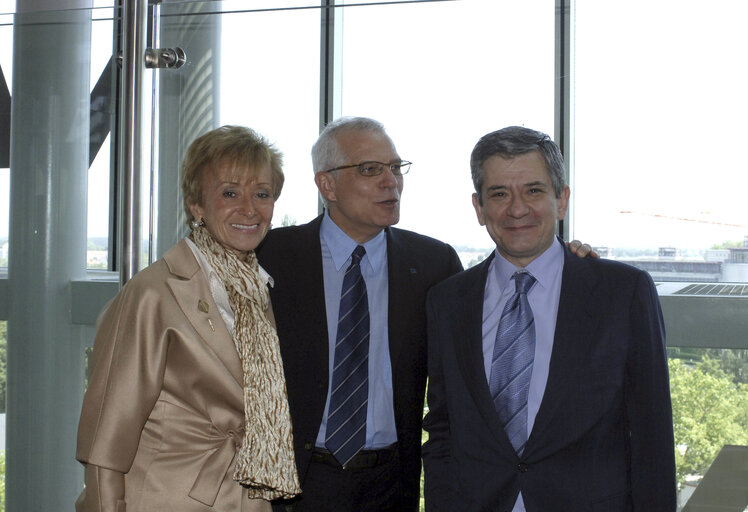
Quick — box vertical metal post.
[119,0,148,284]
[555,0,573,240]
[318,0,343,214]
[320,0,336,133]
[148,0,161,265]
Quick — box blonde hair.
[181,125,284,226]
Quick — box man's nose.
[379,166,400,187]
[507,195,529,216]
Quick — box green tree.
[669,357,748,486]
[710,240,743,250]
[706,348,748,385]
[280,214,296,227]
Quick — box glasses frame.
[323,160,412,177]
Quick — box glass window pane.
[341,0,555,265]
[668,347,748,506]
[153,1,320,256]
[218,6,320,227]
[0,170,8,268]
[574,1,748,505]
[1,6,12,269]
[573,0,748,284]
[87,10,114,269]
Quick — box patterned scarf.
[190,225,301,500]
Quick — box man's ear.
[315,172,337,204]
[556,185,571,220]
[472,193,486,226]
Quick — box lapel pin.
[207,318,215,332]
[198,299,210,313]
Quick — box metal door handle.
[144,47,186,69]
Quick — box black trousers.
[275,447,404,512]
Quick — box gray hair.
[311,116,390,174]
[470,126,566,205]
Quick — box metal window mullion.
[555,0,573,241]
[118,0,147,286]
[318,0,344,215]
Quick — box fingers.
[567,240,600,258]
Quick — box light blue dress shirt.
[481,238,565,511]
[315,211,397,449]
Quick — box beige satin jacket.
[76,240,271,512]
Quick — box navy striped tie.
[489,271,536,455]
[325,245,370,467]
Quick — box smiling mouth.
[230,223,259,230]
[504,225,537,231]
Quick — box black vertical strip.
[0,65,10,168]
[320,0,335,131]
[109,0,124,272]
[556,0,568,239]
[89,56,114,167]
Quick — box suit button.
[517,462,529,473]
[304,442,313,451]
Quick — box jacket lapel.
[292,217,331,388]
[163,240,243,386]
[385,228,413,367]
[525,243,603,457]
[452,254,518,455]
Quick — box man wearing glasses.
[258,116,463,511]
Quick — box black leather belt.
[311,444,398,470]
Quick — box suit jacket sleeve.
[422,287,462,512]
[76,275,171,511]
[626,271,677,509]
[75,464,126,512]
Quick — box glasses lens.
[359,162,385,176]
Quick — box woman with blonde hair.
[76,125,300,511]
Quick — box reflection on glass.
[574,0,748,284]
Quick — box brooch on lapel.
[198,299,210,313]
[198,299,215,332]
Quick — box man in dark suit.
[257,117,463,511]
[422,126,676,511]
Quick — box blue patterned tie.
[325,245,370,467]
[489,271,536,455]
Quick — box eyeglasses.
[323,160,412,177]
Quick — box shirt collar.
[492,237,564,292]
[321,209,386,272]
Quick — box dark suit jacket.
[256,215,462,510]
[422,241,676,512]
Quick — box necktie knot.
[351,245,366,266]
[513,271,535,295]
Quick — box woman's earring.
[191,218,204,229]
